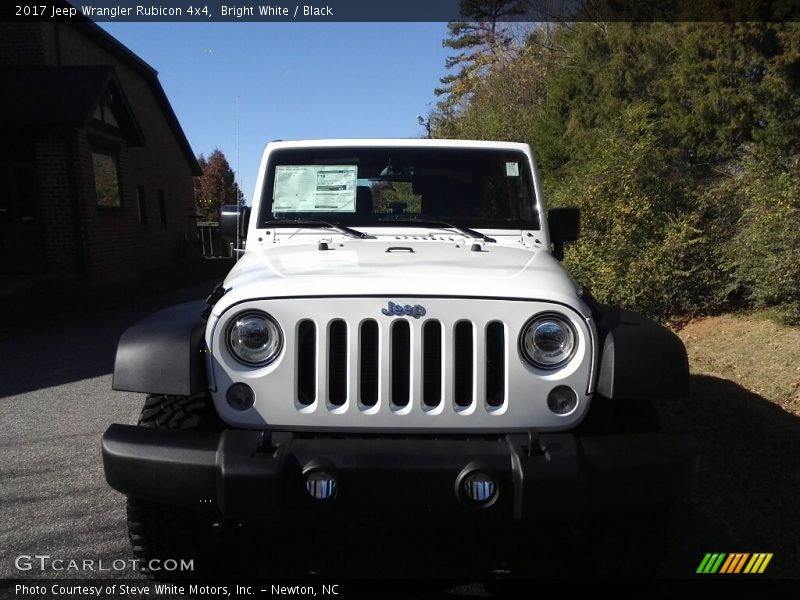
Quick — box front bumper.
[102,425,696,523]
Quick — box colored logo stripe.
[697,553,726,573]
[697,553,773,574]
[744,553,773,574]
[719,553,749,573]
[718,554,735,573]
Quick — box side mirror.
[219,205,250,245]
[547,207,580,261]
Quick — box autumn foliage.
[194,149,243,222]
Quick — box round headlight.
[227,311,283,366]
[520,314,577,369]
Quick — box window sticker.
[273,165,357,212]
[505,162,520,177]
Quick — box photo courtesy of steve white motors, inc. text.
[14,583,340,597]
[14,3,336,19]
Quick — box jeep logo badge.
[381,301,426,318]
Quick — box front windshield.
[258,146,539,230]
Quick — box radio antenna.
[235,95,241,254]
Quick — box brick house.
[0,14,200,282]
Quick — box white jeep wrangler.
[103,139,696,575]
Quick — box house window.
[92,150,121,208]
[157,189,167,226]
[92,95,120,128]
[136,186,147,224]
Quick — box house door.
[0,162,45,274]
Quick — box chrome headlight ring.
[519,312,578,369]
[226,310,284,367]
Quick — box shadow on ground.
[0,280,220,399]
[135,374,799,584]
[659,374,800,578]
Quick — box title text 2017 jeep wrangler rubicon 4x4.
[102,139,696,576]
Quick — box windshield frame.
[257,145,541,231]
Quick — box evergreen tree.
[433,0,526,121]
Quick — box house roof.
[55,1,201,175]
[0,66,144,145]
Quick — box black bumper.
[102,425,696,523]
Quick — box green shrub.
[725,155,800,324]
[431,20,800,324]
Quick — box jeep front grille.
[211,297,596,430]
[294,317,507,414]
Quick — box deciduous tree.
[194,149,243,222]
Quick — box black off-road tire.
[126,394,227,576]
[136,393,225,431]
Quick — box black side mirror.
[220,205,250,244]
[548,207,580,261]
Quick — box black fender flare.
[593,305,689,400]
[112,301,208,396]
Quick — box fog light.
[305,471,337,500]
[226,382,255,411]
[547,385,578,415]
[463,472,497,504]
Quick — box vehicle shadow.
[130,374,800,588]
[658,374,800,577]
[0,281,218,399]
[196,374,799,582]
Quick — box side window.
[92,150,121,208]
[136,185,147,225]
[157,189,167,226]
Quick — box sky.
[99,22,453,203]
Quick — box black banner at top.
[4,0,800,23]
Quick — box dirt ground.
[675,314,800,416]
[658,315,800,577]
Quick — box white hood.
[213,237,586,317]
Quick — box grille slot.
[390,320,411,408]
[422,320,443,408]
[485,321,505,408]
[328,319,348,406]
[453,320,474,408]
[296,320,316,406]
[359,320,379,407]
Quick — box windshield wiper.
[377,217,496,243]
[263,219,375,239]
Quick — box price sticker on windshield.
[273,165,357,212]
[506,162,520,177]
